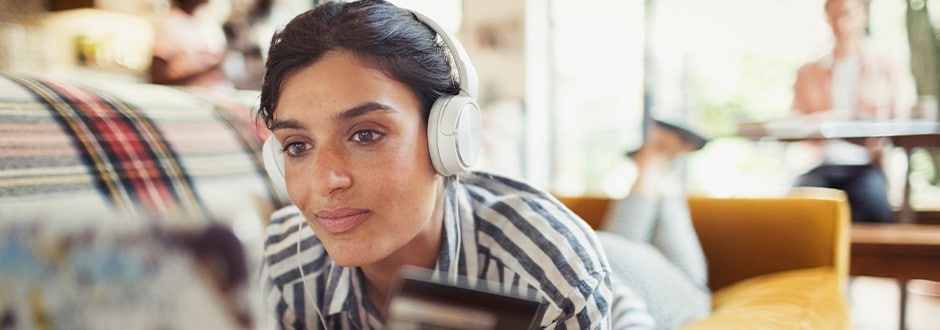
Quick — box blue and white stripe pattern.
[259,172,654,329]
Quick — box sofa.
[556,187,852,329]
[0,73,285,222]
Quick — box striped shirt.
[259,172,654,329]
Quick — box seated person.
[790,0,912,222]
[255,1,653,328]
[597,119,711,329]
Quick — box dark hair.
[257,0,459,129]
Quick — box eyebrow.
[269,102,397,131]
[336,102,396,121]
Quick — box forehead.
[284,51,388,90]
[274,50,421,121]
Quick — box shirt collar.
[435,175,482,285]
[436,176,462,276]
[820,42,875,70]
[322,264,356,317]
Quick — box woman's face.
[271,50,443,267]
[826,0,867,42]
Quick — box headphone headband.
[410,10,478,99]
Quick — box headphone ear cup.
[262,136,289,200]
[427,93,482,176]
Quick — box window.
[528,0,918,200]
[529,0,645,197]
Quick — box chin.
[329,255,370,267]
[323,242,385,267]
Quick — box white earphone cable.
[450,176,462,284]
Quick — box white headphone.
[261,8,482,198]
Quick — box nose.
[295,147,352,197]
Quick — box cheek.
[365,132,438,205]
[284,163,311,206]
[387,158,435,196]
[371,129,436,179]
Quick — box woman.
[599,119,711,329]
[790,0,910,222]
[256,1,652,328]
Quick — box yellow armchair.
[557,187,851,329]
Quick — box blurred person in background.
[790,0,913,222]
[598,119,711,329]
[223,0,273,91]
[150,0,233,94]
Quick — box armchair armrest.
[688,188,850,292]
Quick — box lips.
[313,208,370,234]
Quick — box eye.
[350,129,384,144]
[282,141,311,157]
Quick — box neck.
[360,266,396,318]
[832,39,861,59]
[359,180,446,316]
[359,233,443,318]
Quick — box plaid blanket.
[0,73,281,224]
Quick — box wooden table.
[738,119,940,223]
[851,223,940,330]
